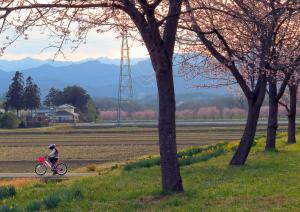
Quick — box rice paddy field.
[0,123,288,172]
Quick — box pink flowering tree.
[176,109,196,120]
[99,110,128,120]
[180,0,300,164]
[260,106,269,119]
[0,0,187,192]
[133,109,157,120]
[223,108,246,119]
[196,107,220,120]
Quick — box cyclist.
[48,144,59,175]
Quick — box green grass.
[3,132,300,211]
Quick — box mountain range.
[0,57,228,100]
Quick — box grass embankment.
[2,133,300,211]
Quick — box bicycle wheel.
[56,163,67,175]
[35,163,47,176]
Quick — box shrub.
[43,193,61,209]
[19,120,27,128]
[0,186,16,200]
[0,205,20,212]
[0,113,20,129]
[87,164,97,172]
[26,200,43,212]
[124,157,160,171]
[26,121,49,128]
[179,149,225,166]
[111,164,119,170]
[63,187,83,201]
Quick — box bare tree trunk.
[154,57,183,192]
[288,84,297,144]
[266,81,278,150]
[230,100,262,165]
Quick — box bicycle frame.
[37,157,58,169]
[43,160,53,168]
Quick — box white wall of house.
[50,115,75,122]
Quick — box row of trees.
[0,0,299,193]
[95,95,249,112]
[3,71,98,122]
[100,106,300,120]
[180,0,299,166]
[100,109,156,120]
[5,71,41,115]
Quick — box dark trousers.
[48,157,58,166]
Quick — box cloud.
[0,29,148,61]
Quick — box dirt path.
[0,160,112,173]
[0,172,96,179]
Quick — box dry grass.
[0,179,39,188]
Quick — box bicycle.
[35,156,68,176]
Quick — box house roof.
[57,104,76,109]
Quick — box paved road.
[0,173,96,179]
[74,120,297,128]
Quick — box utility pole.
[117,30,133,126]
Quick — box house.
[50,110,79,123]
[50,104,80,123]
[34,104,80,123]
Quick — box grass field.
[0,124,288,172]
[1,131,300,211]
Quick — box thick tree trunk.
[137,6,183,191]
[155,59,183,193]
[230,100,261,165]
[288,84,297,144]
[266,81,278,150]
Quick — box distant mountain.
[0,58,228,99]
[96,57,148,65]
[0,57,148,72]
[0,57,74,72]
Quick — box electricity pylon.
[117,30,133,126]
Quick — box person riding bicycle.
[48,144,59,174]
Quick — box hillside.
[2,133,300,211]
[0,58,228,99]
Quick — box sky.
[0,29,149,61]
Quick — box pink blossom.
[197,107,220,119]
[278,106,287,116]
[133,109,157,120]
[223,107,246,118]
[99,110,128,120]
[176,110,196,119]
[260,106,288,117]
[260,106,269,117]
